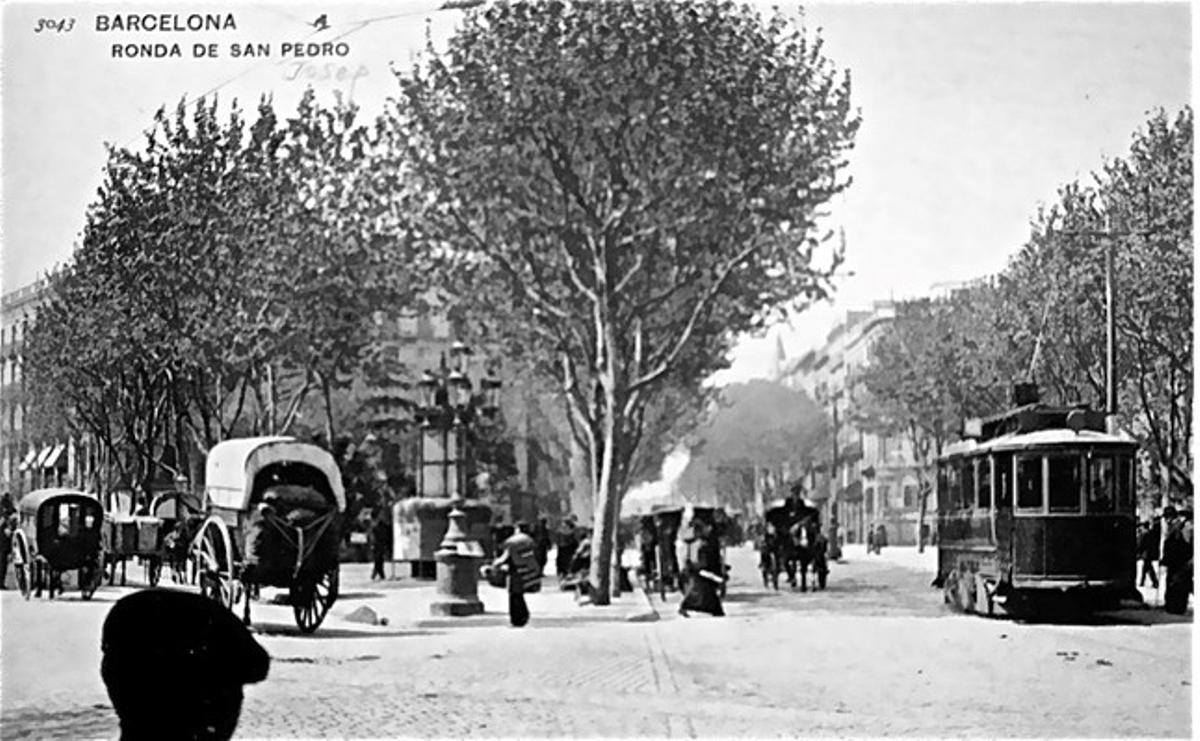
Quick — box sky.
[1,1,1192,381]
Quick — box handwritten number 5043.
[35,18,76,33]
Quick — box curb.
[626,585,660,623]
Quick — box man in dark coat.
[555,518,579,580]
[532,516,552,575]
[1137,519,1161,588]
[489,522,542,627]
[1161,507,1193,615]
[0,492,15,589]
[370,505,392,581]
[101,589,270,740]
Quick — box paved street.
[1,545,1191,738]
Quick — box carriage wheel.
[11,531,31,600]
[193,518,235,610]
[80,553,103,600]
[292,566,339,634]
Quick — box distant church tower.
[768,331,787,382]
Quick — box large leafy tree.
[682,379,830,511]
[1006,107,1193,501]
[852,289,1023,550]
[25,93,419,496]
[394,0,858,602]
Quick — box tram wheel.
[974,574,995,617]
[956,571,976,613]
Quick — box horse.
[788,507,828,592]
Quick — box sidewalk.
[330,563,659,630]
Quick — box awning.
[17,448,37,472]
[840,480,864,502]
[32,446,54,469]
[42,443,66,469]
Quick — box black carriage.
[190,437,345,633]
[9,489,105,600]
[934,401,1139,617]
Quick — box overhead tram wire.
[111,3,478,152]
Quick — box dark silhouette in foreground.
[101,589,270,740]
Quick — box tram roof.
[941,428,1136,458]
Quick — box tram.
[934,394,1139,616]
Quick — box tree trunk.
[587,411,619,606]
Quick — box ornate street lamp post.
[392,341,501,617]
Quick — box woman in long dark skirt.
[679,525,725,617]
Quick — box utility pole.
[828,393,842,561]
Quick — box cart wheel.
[193,518,235,610]
[292,566,339,634]
[11,531,31,600]
[146,557,162,587]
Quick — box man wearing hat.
[1161,506,1193,615]
[101,589,270,740]
[488,521,542,627]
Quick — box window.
[1047,455,1082,513]
[1116,456,1134,511]
[936,465,948,510]
[865,487,875,517]
[946,465,961,511]
[1016,456,1043,510]
[878,485,890,514]
[1088,456,1115,513]
[903,484,916,509]
[961,460,975,510]
[977,458,992,510]
[995,454,1013,507]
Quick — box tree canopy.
[393,0,859,602]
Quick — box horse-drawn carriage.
[9,489,105,600]
[190,437,345,633]
[760,496,827,592]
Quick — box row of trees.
[25,91,419,496]
[856,107,1193,535]
[24,2,859,603]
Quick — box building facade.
[778,301,932,546]
[1,275,82,496]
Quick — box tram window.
[961,460,975,510]
[977,458,992,510]
[946,464,961,510]
[1088,457,1116,513]
[1016,456,1043,510]
[936,466,948,509]
[1116,457,1134,510]
[1047,455,1082,513]
[995,454,1013,507]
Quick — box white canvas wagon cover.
[205,437,345,512]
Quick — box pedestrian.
[875,523,888,552]
[678,520,725,618]
[101,588,270,740]
[370,505,391,581]
[555,518,579,580]
[0,492,15,589]
[1136,519,1160,588]
[637,516,657,589]
[532,516,552,575]
[866,525,876,555]
[1161,506,1192,615]
[812,528,830,590]
[489,521,541,627]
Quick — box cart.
[650,505,684,600]
[190,437,345,633]
[9,488,105,600]
[101,512,161,586]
